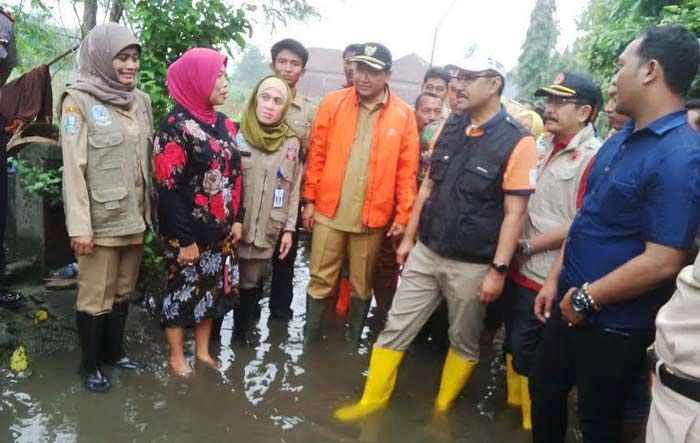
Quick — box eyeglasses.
[546,96,586,107]
[451,73,497,85]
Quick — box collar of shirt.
[620,109,689,139]
[291,92,303,111]
[359,87,388,112]
[465,106,507,138]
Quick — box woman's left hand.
[230,222,243,245]
[279,231,294,260]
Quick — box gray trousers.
[376,241,490,361]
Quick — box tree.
[233,45,270,89]
[130,0,252,121]
[514,0,559,101]
[577,0,699,97]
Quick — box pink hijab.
[166,48,227,125]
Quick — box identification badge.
[273,187,284,208]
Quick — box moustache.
[543,115,558,123]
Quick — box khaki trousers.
[307,222,384,300]
[646,374,700,443]
[76,244,143,315]
[376,241,489,361]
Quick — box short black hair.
[342,43,362,59]
[423,67,450,85]
[271,38,309,67]
[636,25,700,96]
[414,92,441,109]
[486,70,505,97]
[686,98,700,110]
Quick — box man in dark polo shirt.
[334,52,537,422]
[530,25,700,443]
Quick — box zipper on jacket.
[253,168,269,241]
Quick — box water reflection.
[0,236,536,442]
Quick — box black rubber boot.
[103,301,145,370]
[76,311,111,393]
[233,287,258,345]
[303,294,328,346]
[345,297,371,348]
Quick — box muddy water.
[1,237,546,443]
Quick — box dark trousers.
[482,277,518,353]
[529,306,654,443]
[508,280,543,375]
[268,225,299,318]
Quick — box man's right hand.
[71,235,95,256]
[534,280,557,323]
[178,243,200,266]
[396,237,415,265]
[302,202,315,231]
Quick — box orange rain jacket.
[303,86,419,227]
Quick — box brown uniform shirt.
[315,91,387,233]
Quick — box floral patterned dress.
[153,105,244,327]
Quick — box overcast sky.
[243,0,589,69]
[10,0,589,70]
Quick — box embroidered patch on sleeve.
[63,112,80,136]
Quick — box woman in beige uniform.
[233,76,302,343]
[60,23,153,392]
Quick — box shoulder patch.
[91,105,112,127]
[63,111,81,136]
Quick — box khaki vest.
[61,89,154,238]
[520,124,601,284]
[240,136,302,249]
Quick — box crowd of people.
[0,16,696,443]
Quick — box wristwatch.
[491,262,508,274]
[520,241,532,257]
[571,283,600,313]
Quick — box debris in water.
[10,345,28,372]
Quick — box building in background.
[298,47,429,103]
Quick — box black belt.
[647,346,700,403]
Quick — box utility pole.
[429,0,458,67]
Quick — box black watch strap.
[491,262,508,274]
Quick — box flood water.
[0,237,550,443]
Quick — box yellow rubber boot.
[434,348,478,414]
[520,375,532,431]
[506,353,522,406]
[334,346,404,422]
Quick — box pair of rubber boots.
[333,346,477,422]
[304,294,370,348]
[76,300,144,393]
[211,287,259,345]
[505,353,532,431]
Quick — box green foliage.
[130,0,252,122]
[576,0,699,96]
[233,45,270,89]
[514,0,559,100]
[259,0,320,30]
[11,158,63,206]
[12,3,80,75]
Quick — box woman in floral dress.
[153,48,243,374]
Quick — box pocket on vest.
[91,186,128,218]
[89,132,125,170]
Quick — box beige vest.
[61,89,154,238]
[520,124,601,284]
[240,136,303,250]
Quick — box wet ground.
[0,237,571,443]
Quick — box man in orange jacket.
[302,42,419,348]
